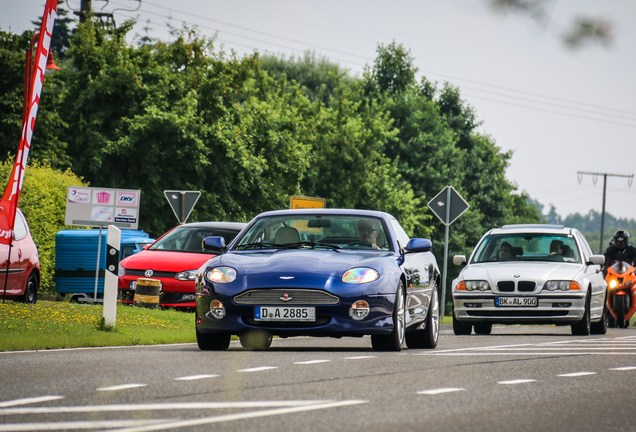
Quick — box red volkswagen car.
[0,209,40,303]
[118,222,246,309]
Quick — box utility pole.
[79,0,91,23]
[577,171,634,254]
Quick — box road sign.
[164,190,201,224]
[427,186,469,226]
[290,195,325,209]
[65,186,141,230]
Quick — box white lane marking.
[416,352,587,356]
[237,366,277,373]
[294,360,331,365]
[0,419,169,431]
[96,384,147,391]
[0,401,333,416]
[174,374,219,381]
[343,356,376,360]
[558,372,597,377]
[0,396,64,408]
[101,400,369,432]
[498,379,537,385]
[609,366,636,371]
[417,388,465,395]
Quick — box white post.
[103,225,121,327]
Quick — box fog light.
[464,303,482,308]
[207,299,225,319]
[552,302,572,308]
[349,300,370,320]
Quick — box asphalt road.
[2,324,636,432]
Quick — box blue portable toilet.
[55,229,155,302]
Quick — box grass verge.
[0,300,195,352]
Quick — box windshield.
[149,226,242,253]
[610,261,633,274]
[472,233,580,263]
[234,214,392,251]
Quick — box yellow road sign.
[289,195,325,209]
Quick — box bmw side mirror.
[203,236,226,252]
[453,255,467,266]
[588,255,605,266]
[404,238,432,253]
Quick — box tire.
[452,310,472,335]
[239,330,273,350]
[591,305,608,335]
[615,295,627,328]
[406,284,439,349]
[20,272,38,304]
[196,327,231,351]
[372,281,406,351]
[474,322,492,335]
[572,293,591,336]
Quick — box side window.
[390,218,410,249]
[576,232,593,259]
[14,213,28,241]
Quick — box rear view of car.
[452,224,607,336]
[118,222,246,309]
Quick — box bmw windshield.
[472,233,580,263]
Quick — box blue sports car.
[194,209,441,351]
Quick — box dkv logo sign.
[117,191,138,206]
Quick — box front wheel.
[406,285,439,349]
[590,304,608,335]
[196,327,231,351]
[452,310,472,335]
[616,295,627,328]
[372,282,406,351]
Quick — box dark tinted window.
[150,227,241,253]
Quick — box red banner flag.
[0,0,58,244]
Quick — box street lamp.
[22,32,60,124]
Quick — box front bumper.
[453,292,586,325]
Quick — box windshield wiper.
[235,242,298,250]
[288,241,342,250]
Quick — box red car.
[118,222,246,309]
[0,209,40,303]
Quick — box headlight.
[118,264,126,277]
[342,268,379,284]
[205,267,237,283]
[175,270,198,281]
[543,280,582,291]
[609,279,618,289]
[457,280,490,291]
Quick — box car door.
[0,212,28,296]
[575,231,605,317]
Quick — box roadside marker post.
[103,225,121,327]
[427,186,469,318]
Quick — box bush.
[0,159,87,293]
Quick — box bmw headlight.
[206,267,237,283]
[543,280,581,291]
[175,270,198,281]
[457,280,491,291]
[342,268,380,284]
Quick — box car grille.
[233,289,340,305]
[497,281,515,292]
[125,269,176,278]
[518,281,536,292]
[496,281,536,292]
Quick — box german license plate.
[496,297,537,307]
[254,306,315,321]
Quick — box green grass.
[0,300,196,352]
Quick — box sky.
[3,0,636,220]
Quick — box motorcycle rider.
[604,230,636,275]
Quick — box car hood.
[461,261,583,283]
[121,250,216,271]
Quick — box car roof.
[175,221,247,230]
[490,224,575,235]
[254,208,392,219]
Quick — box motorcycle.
[605,260,636,328]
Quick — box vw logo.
[145,269,154,278]
[280,293,292,302]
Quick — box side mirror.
[588,255,605,266]
[453,255,467,266]
[405,238,432,253]
[203,236,226,252]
